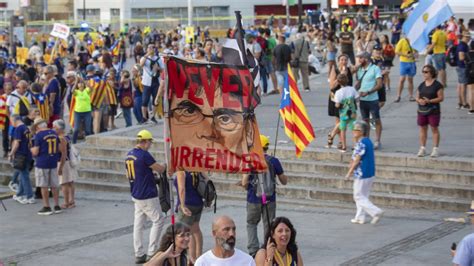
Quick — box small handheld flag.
[279,65,315,157]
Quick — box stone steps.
[76,156,474,199]
[83,135,474,172]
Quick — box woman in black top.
[415,64,444,158]
[327,54,353,149]
[145,223,191,266]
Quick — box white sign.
[50,23,70,40]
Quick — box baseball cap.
[137,130,153,141]
[373,44,382,50]
[86,65,95,72]
[356,51,371,59]
[260,135,270,147]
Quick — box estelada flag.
[166,56,266,174]
[88,77,107,108]
[69,96,75,127]
[279,65,315,157]
[109,39,121,57]
[32,93,50,120]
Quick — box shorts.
[432,53,446,70]
[456,67,467,84]
[359,100,380,120]
[35,167,59,188]
[108,104,118,116]
[263,58,274,73]
[400,62,416,77]
[275,70,286,89]
[327,51,336,61]
[59,161,77,185]
[417,112,440,127]
[339,118,355,130]
[142,83,159,107]
[177,204,203,226]
[377,86,386,102]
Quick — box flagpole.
[162,55,176,259]
[272,113,281,157]
[286,1,290,27]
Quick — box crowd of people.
[0,6,473,265]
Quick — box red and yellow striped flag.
[32,93,50,120]
[69,96,76,127]
[279,65,315,157]
[106,80,118,105]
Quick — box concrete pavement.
[0,190,471,265]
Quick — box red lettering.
[167,60,187,99]
[241,153,251,172]
[222,68,243,109]
[228,152,241,173]
[251,152,266,171]
[216,149,228,171]
[171,147,179,170]
[179,146,191,167]
[238,69,253,109]
[204,148,216,169]
[199,67,220,108]
[191,147,204,168]
[187,66,203,106]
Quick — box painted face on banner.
[167,57,266,173]
[170,86,253,155]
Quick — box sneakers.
[54,206,62,214]
[135,254,147,264]
[38,206,53,216]
[27,198,36,204]
[150,117,158,124]
[417,146,426,157]
[394,97,401,103]
[374,141,381,150]
[371,211,384,224]
[461,104,470,110]
[430,147,439,158]
[8,181,18,192]
[351,219,365,224]
[13,195,27,204]
[469,110,474,115]
[304,88,311,92]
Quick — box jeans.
[73,111,92,144]
[123,108,132,127]
[2,116,9,154]
[133,96,143,123]
[246,201,276,256]
[260,64,268,93]
[16,157,32,199]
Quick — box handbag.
[13,154,27,170]
[120,80,134,108]
[354,69,368,91]
[290,40,305,68]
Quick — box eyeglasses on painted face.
[170,101,248,132]
[177,232,191,238]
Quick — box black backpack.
[192,172,217,213]
[447,45,458,67]
[155,172,171,213]
[251,156,276,198]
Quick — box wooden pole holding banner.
[272,113,281,157]
[162,55,177,264]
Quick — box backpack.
[11,93,30,116]
[256,36,268,58]
[251,156,276,199]
[192,172,217,213]
[69,143,81,168]
[156,171,171,213]
[383,44,395,60]
[447,45,458,67]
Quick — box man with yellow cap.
[241,134,288,257]
[125,129,167,264]
[452,200,474,266]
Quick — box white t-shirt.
[6,90,33,115]
[335,86,359,104]
[195,248,255,266]
[141,55,164,87]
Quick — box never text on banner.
[166,57,266,174]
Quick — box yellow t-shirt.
[431,29,447,54]
[395,38,415,63]
[73,87,92,113]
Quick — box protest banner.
[166,57,267,174]
[50,23,70,40]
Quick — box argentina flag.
[402,0,454,52]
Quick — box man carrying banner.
[125,129,166,264]
[242,135,287,257]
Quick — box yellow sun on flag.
[423,13,429,23]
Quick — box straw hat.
[32,118,48,129]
